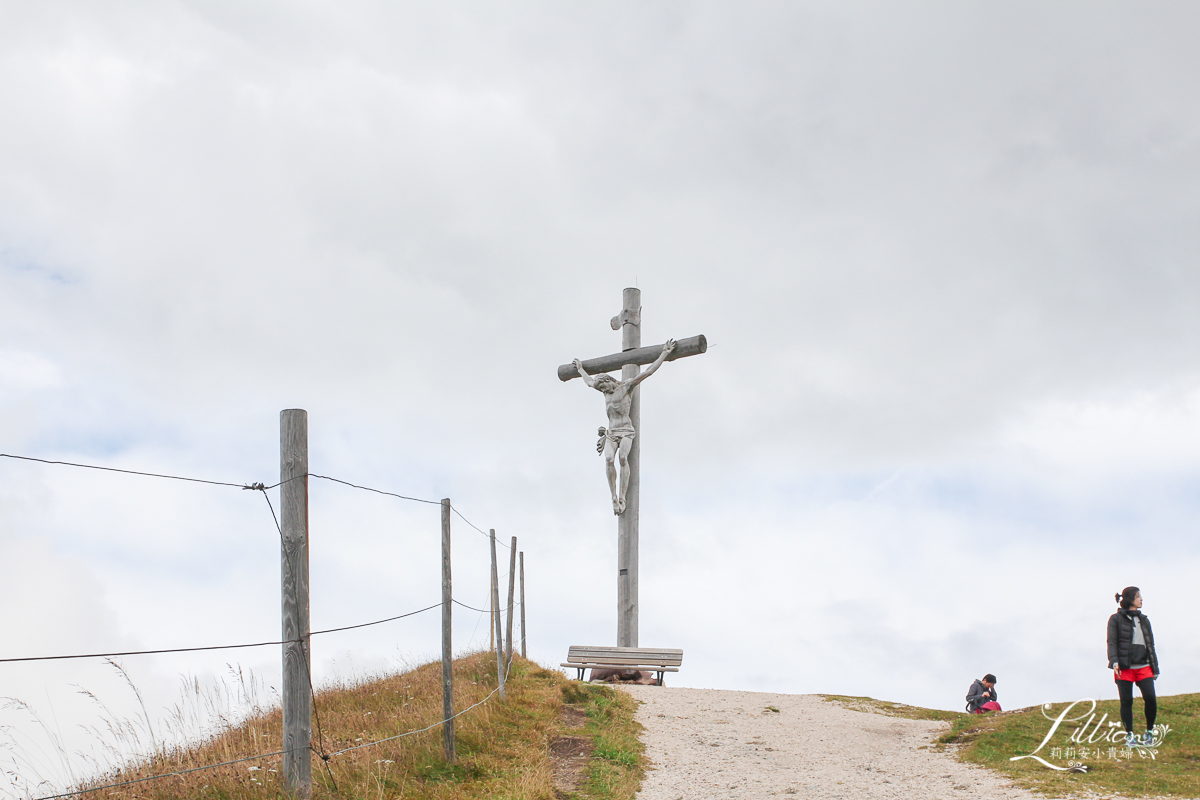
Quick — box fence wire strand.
[452,599,509,615]
[308,474,440,505]
[0,453,252,489]
[1,452,506,548]
[311,604,440,636]
[450,504,511,548]
[0,604,441,664]
[0,639,294,664]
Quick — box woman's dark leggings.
[1116,677,1157,732]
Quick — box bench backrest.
[565,645,683,668]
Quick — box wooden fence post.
[505,537,517,666]
[519,551,527,658]
[440,498,454,762]
[489,530,505,700]
[280,409,312,798]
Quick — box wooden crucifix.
[558,287,707,647]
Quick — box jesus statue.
[572,338,677,515]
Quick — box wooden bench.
[561,646,684,686]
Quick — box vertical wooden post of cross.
[280,409,312,798]
[440,498,454,762]
[616,287,640,647]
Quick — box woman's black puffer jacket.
[1107,609,1159,676]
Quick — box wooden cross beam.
[559,288,707,648]
[556,334,708,382]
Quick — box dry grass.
[75,652,571,800]
[820,694,962,722]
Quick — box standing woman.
[1107,587,1159,747]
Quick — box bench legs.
[571,667,667,685]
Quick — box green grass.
[559,682,645,800]
[940,693,1200,798]
[826,692,1200,798]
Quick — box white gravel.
[621,686,1041,800]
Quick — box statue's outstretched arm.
[572,358,598,388]
[627,339,677,388]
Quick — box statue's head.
[594,374,618,392]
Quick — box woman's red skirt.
[1116,665,1154,682]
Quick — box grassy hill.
[826,692,1200,798]
[70,652,642,800]
[56,664,1200,799]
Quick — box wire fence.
[25,647,522,800]
[0,450,527,800]
[0,452,510,547]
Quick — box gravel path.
[621,686,1041,800]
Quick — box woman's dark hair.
[1115,586,1140,610]
[984,674,997,684]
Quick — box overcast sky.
[2,1,1199,792]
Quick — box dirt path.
[621,686,1040,800]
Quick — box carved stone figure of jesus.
[572,338,677,515]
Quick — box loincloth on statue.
[605,426,635,440]
[597,426,636,453]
